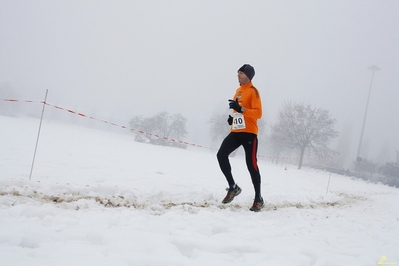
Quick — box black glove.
[227,115,233,125]
[228,99,242,113]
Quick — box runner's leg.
[240,133,262,200]
[217,133,241,188]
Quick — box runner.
[217,64,264,212]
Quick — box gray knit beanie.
[238,64,255,80]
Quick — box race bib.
[232,113,246,130]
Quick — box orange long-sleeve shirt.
[231,82,262,135]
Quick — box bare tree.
[129,111,188,148]
[207,113,231,143]
[270,101,339,169]
[378,162,399,188]
[269,129,290,164]
[379,162,399,179]
[353,158,379,180]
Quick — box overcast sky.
[1,0,398,162]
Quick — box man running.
[217,64,264,212]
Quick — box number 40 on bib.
[232,113,246,130]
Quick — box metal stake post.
[29,89,48,180]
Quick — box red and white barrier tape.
[2,98,334,161]
[2,99,204,148]
[2,99,43,104]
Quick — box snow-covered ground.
[1,115,398,266]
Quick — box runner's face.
[238,71,250,85]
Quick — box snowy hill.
[1,115,398,266]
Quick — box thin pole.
[29,89,48,180]
[356,65,380,161]
[326,172,331,194]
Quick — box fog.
[1,1,398,165]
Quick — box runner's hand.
[227,115,233,125]
[228,99,242,113]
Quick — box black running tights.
[217,132,261,199]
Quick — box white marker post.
[29,90,48,180]
[326,172,332,194]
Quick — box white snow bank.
[1,116,398,266]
